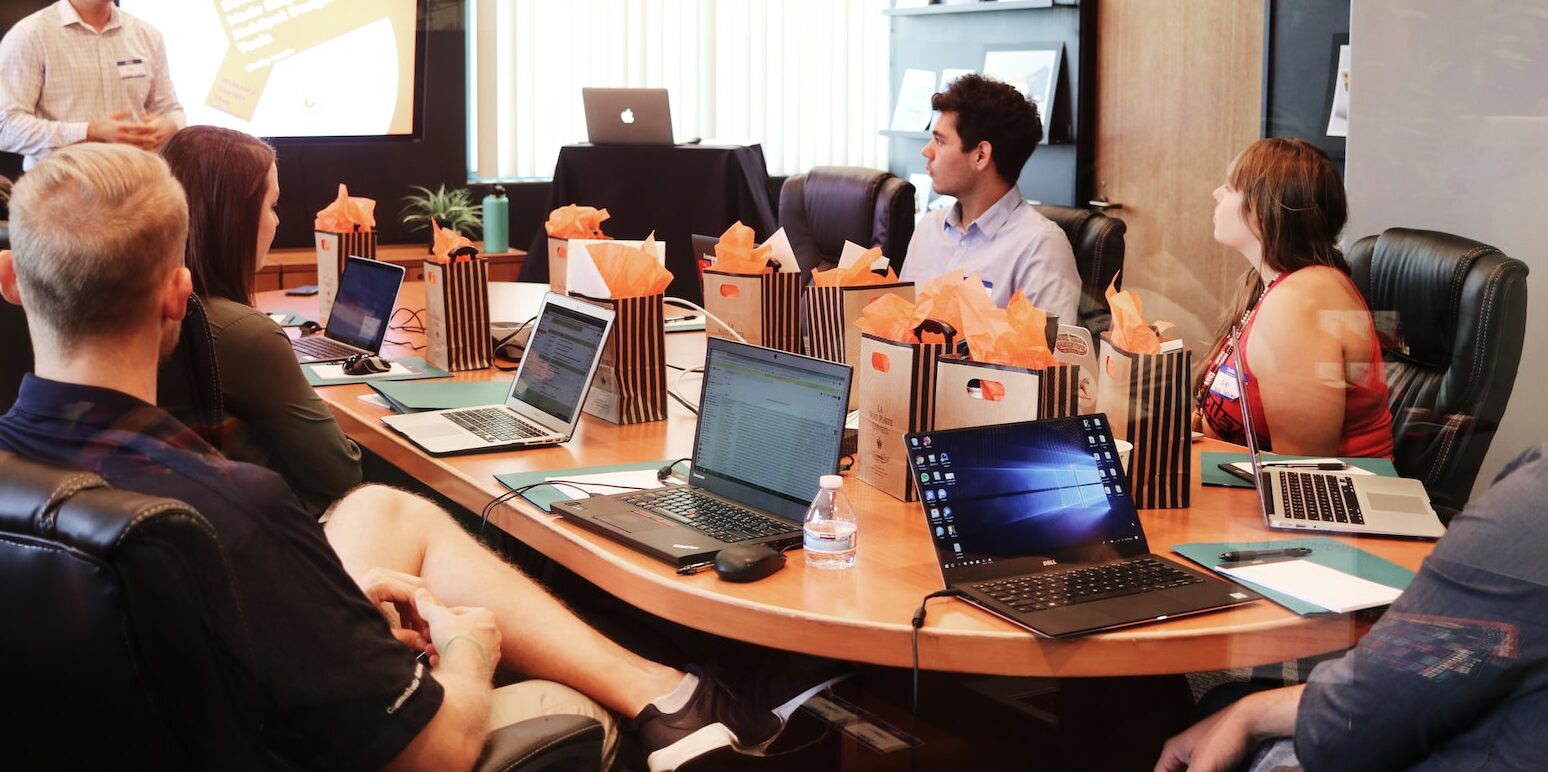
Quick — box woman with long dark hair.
[162,125,360,514]
[1194,138,1393,458]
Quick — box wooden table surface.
[259,283,1435,677]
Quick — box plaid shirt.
[0,1,185,169]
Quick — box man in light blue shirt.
[900,74,1080,321]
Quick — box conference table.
[258,282,1434,678]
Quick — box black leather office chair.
[1032,204,1127,334]
[1347,228,1529,516]
[0,451,604,770]
[779,166,916,282]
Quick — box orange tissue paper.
[712,221,774,274]
[857,293,924,344]
[811,246,898,287]
[963,292,1060,369]
[430,220,475,263]
[585,234,673,299]
[314,183,376,232]
[546,204,612,239]
[1104,274,1162,354]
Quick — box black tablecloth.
[521,143,778,305]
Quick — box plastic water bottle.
[804,475,857,569]
[481,185,509,253]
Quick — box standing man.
[901,74,1081,321]
[0,0,184,170]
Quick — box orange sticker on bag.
[871,352,890,372]
[719,284,741,299]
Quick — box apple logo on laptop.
[620,108,635,124]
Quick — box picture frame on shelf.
[983,43,1063,143]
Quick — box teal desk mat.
[370,380,510,413]
[1172,536,1416,615]
[302,356,450,387]
[496,459,672,513]
[1202,451,1398,489]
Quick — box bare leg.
[325,484,682,716]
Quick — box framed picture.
[982,44,1063,143]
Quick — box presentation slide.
[120,0,419,138]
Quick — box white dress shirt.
[0,2,184,170]
[901,187,1082,324]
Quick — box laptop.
[906,416,1261,638]
[1229,330,1445,539]
[553,338,852,568]
[582,87,675,145]
[292,256,405,363]
[381,293,615,455]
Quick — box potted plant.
[400,184,482,252]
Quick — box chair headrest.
[799,166,891,255]
[0,451,188,555]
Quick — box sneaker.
[635,662,848,771]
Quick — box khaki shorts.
[489,679,619,769]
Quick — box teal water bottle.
[482,185,509,253]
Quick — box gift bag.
[424,251,493,371]
[547,237,570,294]
[576,294,668,424]
[1097,336,1192,508]
[934,357,1081,431]
[313,229,376,323]
[856,320,955,501]
[702,270,803,353]
[806,283,915,365]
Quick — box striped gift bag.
[424,253,493,371]
[1097,335,1192,509]
[575,293,668,424]
[855,321,955,502]
[313,228,377,323]
[933,358,1081,432]
[702,270,802,353]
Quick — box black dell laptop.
[906,415,1261,638]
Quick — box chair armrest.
[475,714,604,772]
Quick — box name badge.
[1210,362,1242,402]
[116,58,147,79]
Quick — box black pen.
[665,314,698,323]
[1260,461,1348,470]
[676,560,715,575]
[1219,547,1313,562]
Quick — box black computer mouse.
[343,354,391,375]
[714,543,786,583]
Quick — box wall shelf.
[884,1,1071,18]
[880,129,931,139]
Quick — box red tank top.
[1198,272,1394,459]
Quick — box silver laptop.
[381,293,615,455]
[1230,329,1445,539]
[292,256,405,363]
[582,87,675,145]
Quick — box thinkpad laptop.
[381,293,615,455]
[1230,330,1445,539]
[582,87,675,145]
[553,338,852,568]
[292,256,405,363]
[907,416,1260,638]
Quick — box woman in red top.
[1194,138,1394,459]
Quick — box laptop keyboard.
[1280,471,1365,525]
[623,488,797,544]
[973,557,1203,613]
[293,335,364,361]
[444,408,547,443]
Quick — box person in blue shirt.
[900,73,1081,321]
[1155,445,1548,772]
[0,142,839,772]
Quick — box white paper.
[1327,45,1351,138]
[357,393,393,409]
[838,240,869,269]
[1218,559,1401,613]
[1230,460,1375,478]
[542,470,667,501]
[308,361,415,380]
[566,238,667,299]
[763,227,800,273]
[890,69,938,132]
[268,313,289,324]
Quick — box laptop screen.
[508,300,611,425]
[688,339,852,522]
[327,257,404,351]
[907,416,1146,579]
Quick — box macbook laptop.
[906,415,1260,638]
[292,256,405,363]
[553,338,852,568]
[381,293,615,455]
[1230,330,1445,539]
[582,87,675,145]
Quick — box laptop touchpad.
[598,511,670,533]
[1368,492,1430,514]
